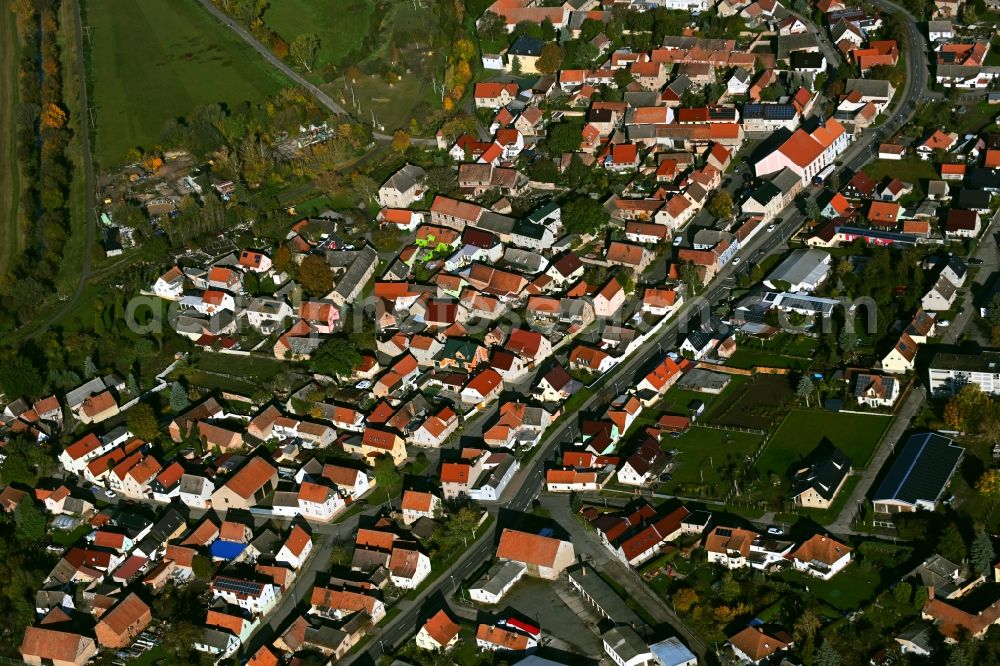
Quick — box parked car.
[766,224,776,232]
[732,257,741,265]
[104,489,117,499]
[969,258,983,265]
[767,527,783,536]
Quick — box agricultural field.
[84,0,287,162]
[263,0,374,73]
[754,409,891,486]
[709,374,795,430]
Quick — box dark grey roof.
[873,433,964,507]
[790,51,825,69]
[509,35,544,57]
[931,350,1000,374]
[791,448,852,502]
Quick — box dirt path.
[0,10,23,278]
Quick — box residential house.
[790,534,853,579]
[496,528,575,579]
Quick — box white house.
[603,626,654,666]
[378,164,426,209]
[415,610,461,652]
[211,577,277,615]
[276,525,313,570]
[152,266,185,300]
[789,535,852,580]
[389,548,432,589]
[400,490,442,525]
[179,474,215,509]
[727,67,752,95]
[469,560,527,604]
[755,118,849,186]
[854,373,900,408]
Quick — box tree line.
[2,0,76,331]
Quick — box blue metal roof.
[210,540,247,561]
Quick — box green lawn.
[85,0,287,162]
[263,0,373,72]
[50,523,92,546]
[661,427,764,498]
[777,562,881,612]
[860,158,940,192]
[725,348,813,371]
[755,409,890,483]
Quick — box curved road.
[196,0,350,117]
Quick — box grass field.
[725,348,814,371]
[662,427,764,499]
[0,10,22,279]
[263,0,373,72]
[755,409,891,483]
[321,1,447,132]
[860,158,939,191]
[85,0,287,162]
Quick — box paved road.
[828,213,1000,533]
[195,0,349,117]
[540,494,712,660]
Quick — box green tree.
[706,190,734,219]
[170,382,190,413]
[838,328,858,360]
[536,43,564,74]
[311,336,362,378]
[971,530,995,576]
[562,196,610,235]
[939,523,967,563]
[298,254,334,296]
[814,641,841,666]
[432,507,481,556]
[977,469,1000,497]
[0,436,51,485]
[892,581,912,606]
[82,355,97,379]
[14,500,46,543]
[986,291,1000,326]
[0,356,44,399]
[796,374,815,406]
[547,120,583,154]
[192,554,212,579]
[290,33,320,72]
[806,198,822,221]
[126,402,160,442]
[477,11,506,41]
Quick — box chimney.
[928,586,935,600]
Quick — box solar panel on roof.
[743,104,797,120]
[214,577,263,595]
[716,528,732,537]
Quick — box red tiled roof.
[497,528,564,567]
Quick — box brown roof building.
[496,528,575,580]
[95,593,152,649]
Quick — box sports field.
[85,0,286,162]
[263,0,374,72]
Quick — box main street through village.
[338,3,992,663]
